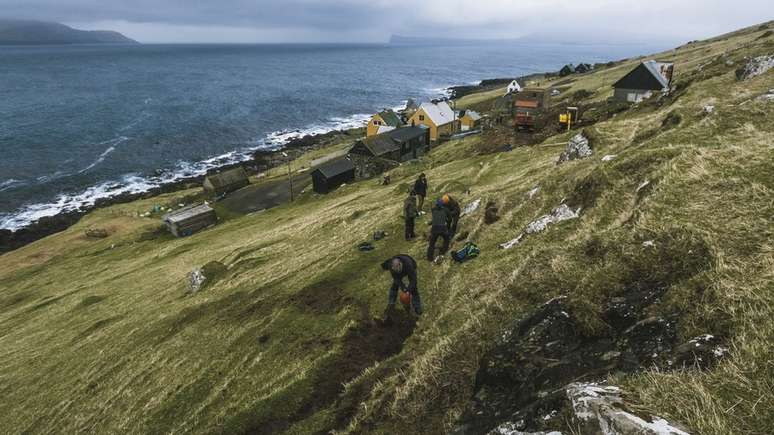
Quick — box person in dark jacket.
[442,194,461,236]
[403,191,418,240]
[427,199,451,261]
[381,254,422,315]
[413,173,428,211]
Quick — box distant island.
[0,19,138,45]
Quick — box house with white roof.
[612,60,674,103]
[460,110,482,131]
[406,101,459,142]
[506,79,523,94]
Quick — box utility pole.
[281,152,294,202]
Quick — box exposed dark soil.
[291,280,356,315]
[244,306,417,435]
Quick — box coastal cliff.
[0,19,137,45]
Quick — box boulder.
[757,89,774,101]
[187,268,207,294]
[500,204,580,249]
[558,134,592,163]
[566,383,690,435]
[735,54,774,80]
[525,204,580,235]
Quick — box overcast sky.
[1,0,772,43]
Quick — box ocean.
[0,42,666,230]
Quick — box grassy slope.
[1,23,772,434]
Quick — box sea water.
[0,42,665,230]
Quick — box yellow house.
[460,110,482,131]
[407,101,459,142]
[366,110,403,137]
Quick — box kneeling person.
[381,254,422,315]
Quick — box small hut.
[203,167,250,197]
[163,204,217,237]
[612,60,674,102]
[460,110,482,131]
[311,158,355,194]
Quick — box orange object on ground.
[399,291,412,306]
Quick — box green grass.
[1,21,773,435]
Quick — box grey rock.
[736,55,774,80]
[488,422,562,435]
[566,383,690,434]
[558,134,592,163]
[187,268,207,294]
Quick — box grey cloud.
[0,0,771,43]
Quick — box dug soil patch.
[291,280,355,315]
[244,307,417,435]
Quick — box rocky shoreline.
[1,65,578,254]
[0,128,358,254]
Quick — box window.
[419,115,425,121]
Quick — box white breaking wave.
[263,113,372,147]
[0,179,25,192]
[78,137,127,174]
[423,85,455,98]
[0,113,374,232]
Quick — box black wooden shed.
[349,126,429,162]
[311,158,356,194]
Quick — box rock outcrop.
[500,205,580,249]
[565,383,689,435]
[454,291,727,434]
[558,134,592,163]
[735,54,774,80]
[187,268,207,294]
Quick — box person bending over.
[381,254,422,315]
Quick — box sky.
[1,0,772,43]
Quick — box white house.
[506,80,523,94]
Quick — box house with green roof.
[366,109,404,137]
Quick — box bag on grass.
[452,242,480,263]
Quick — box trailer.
[513,87,550,131]
[163,204,217,237]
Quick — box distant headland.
[0,19,138,45]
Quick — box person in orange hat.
[381,254,422,315]
[442,194,461,236]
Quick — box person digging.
[381,255,423,315]
[442,194,461,237]
[403,190,418,240]
[427,199,451,262]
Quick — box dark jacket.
[430,204,451,234]
[404,196,418,219]
[446,196,461,218]
[414,177,428,196]
[386,255,418,293]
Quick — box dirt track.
[219,173,312,214]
